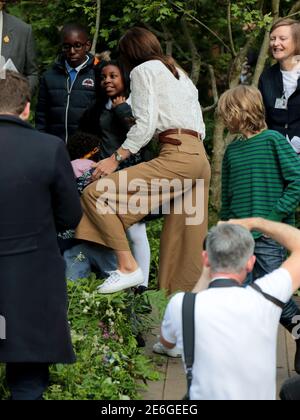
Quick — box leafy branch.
[168,0,232,53]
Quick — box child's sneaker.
[152,341,182,358]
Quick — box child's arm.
[268,136,300,222]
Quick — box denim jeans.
[246,235,299,327]
[64,243,117,281]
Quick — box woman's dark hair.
[67,131,100,162]
[118,27,179,79]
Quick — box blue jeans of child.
[246,236,299,327]
[64,243,117,281]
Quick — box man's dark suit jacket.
[0,115,82,363]
[1,11,38,92]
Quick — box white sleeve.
[196,100,206,140]
[121,66,159,154]
[256,268,293,304]
[161,293,184,345]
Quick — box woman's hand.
[92,156,119,180]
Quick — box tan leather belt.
[159,128,201,145]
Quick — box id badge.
[275,98,288,109]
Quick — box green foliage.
[7,0,99,70]
[146,219,162,289]
[0,276,165,400]
[0,217,169,400]
[121,0,182,23]
[231,0,273,35]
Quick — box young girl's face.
[100,65,125,98]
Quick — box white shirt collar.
[105,98,113,110]
[65,55,89,73]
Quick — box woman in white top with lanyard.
[75,27,211,294]
[259,18,300,153]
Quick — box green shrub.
[0,276,165,400]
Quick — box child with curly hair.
[218,84,300,373]
[58,131,116,279]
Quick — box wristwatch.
[114,151,123,163]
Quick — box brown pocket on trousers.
[177,141,201,155]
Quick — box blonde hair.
[270,18,300,55]
[96,50,111,62]
[218,85,267,135]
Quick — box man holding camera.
[160,218,300,400]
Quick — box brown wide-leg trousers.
[75,133,211,294]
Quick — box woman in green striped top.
[218,85,300,374]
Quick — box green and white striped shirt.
[221,129,300,238]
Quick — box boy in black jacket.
[35,23,103,143]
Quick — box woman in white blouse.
[75,27,211,294]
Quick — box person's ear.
[246,255,256,274]
[202,251,211,268]
[20,102,31,121]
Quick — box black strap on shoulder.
[250,283,285,310]
[182,292,196,400]
[209,278,242,289]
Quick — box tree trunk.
[210,35,256,213]
[252,31,271,87]
[252,0,280,87]
[161,24,173,56]
[210,0,282,214]
[290,0,300,14]
[181,18,201,85]
[229,36,256,88]
[91,0,101,55]
[210,113,226,214]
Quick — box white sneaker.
[97,268,144,294]
[152,341,182,358]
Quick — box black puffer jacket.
[259,63,300,139]
[35,54,103,143]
